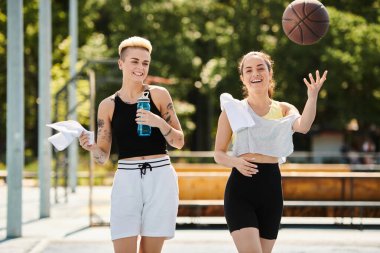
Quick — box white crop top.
[220,94,300,163]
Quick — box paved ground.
[1,186,380,253]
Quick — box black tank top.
[111,91,167,159]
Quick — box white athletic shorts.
[110,155,179,241]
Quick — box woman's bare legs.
[231,228,276,253]
[113,236,166,253]
[231,228,262,253]
[139,237,166,253]
[260,238,276,253]
[113,236,138,253]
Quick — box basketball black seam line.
[303,2,329,23]
[283,18,328,23]
[287,2,310,37]
[302,3,326,39]
[288,2,321,36]
[287,2,326,40]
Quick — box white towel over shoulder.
[220,93,255,132]
[47,120,94,151]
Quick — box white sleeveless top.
[220,94,300,164]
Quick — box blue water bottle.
[137,91,151,136]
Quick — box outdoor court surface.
[1,186,380,253]
[40,226,380,253]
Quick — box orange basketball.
[282,0,329,45]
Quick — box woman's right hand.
[79,131,95,151]
[233,157,259,177]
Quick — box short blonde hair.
[118,36,152,58]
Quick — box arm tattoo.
[97,119,112,142]
[163,128,172,137]
[165,114,172,124]
[98,119,105,129]
[100,129,112,142]
[93,149,106,164]
[164,103,174,123]
[167,103,174,111]
[162,111,172,124]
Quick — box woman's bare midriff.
[120,154,168,161]
[239,153,279,163]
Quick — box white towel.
[46,120,94,151]
[220,93,255,132]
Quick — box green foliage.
[324,0,380,23]
[256,5,380,131]
[1,0,380,161]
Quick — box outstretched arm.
[292,70,328,134]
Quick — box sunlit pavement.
[1,186,380,253]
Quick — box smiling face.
[239,52,275,98]
[118,47,151,83]
[240,54,272,96]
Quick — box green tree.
[1,0,380,162]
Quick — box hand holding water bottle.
[136,109,165,128]
[136,91,166,136]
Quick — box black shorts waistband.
[117,157,170,177]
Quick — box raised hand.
[303,70,328,99]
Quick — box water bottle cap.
[137,91,150,102]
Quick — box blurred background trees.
[0,0,379,165]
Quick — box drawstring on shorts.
[117,157,171,178]
[138,162,152,178]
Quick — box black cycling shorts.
[224,163,283,240]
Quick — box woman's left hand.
[304,70,328,99]
[136,109,164,128]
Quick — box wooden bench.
[178,199,380,228]
[173,163,351,173]
[284,200,380,228]
[0,170,37,184]
[177,171,380,227]
[281,172,380,201]
[178,200,380,216]
[177,171,380,200]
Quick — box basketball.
[282,0,329,45]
